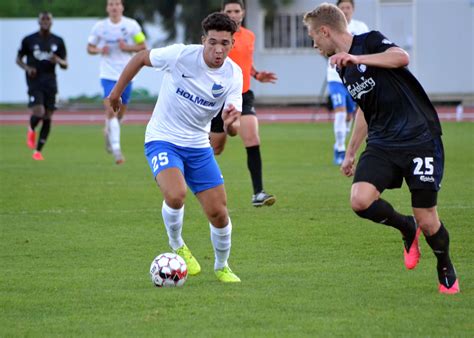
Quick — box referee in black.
[16,11,68,160]
[304,3,459,294]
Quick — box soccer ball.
[149,253,188,287]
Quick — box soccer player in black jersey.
[16,12,68,161]
[304,3,459,294]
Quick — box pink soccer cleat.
[439,279,460,294]
[32,151,44,161]
[27,129,36,149]
[403,221,421,270]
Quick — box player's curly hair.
[202,12,237,36]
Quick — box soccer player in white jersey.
[328,0,369,165]
[108,13,243,283]
[87,0,146,164]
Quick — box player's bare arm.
[222,104,241,136]
[108,49,152,112]
[50,54,68,69]
[87,43,109,55]
[251,66,277,83]
[330,47,409,69]
[16,55,37,77]
[341,108,367,177]
[118,40,146,52]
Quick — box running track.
[1,106,473,125]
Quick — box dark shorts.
[210,90,255,133]
[353,138,444,207]
[27,85,57,111]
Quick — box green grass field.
[1,122,473,337]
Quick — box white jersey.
[327,19,369,83]
[88,16,144,81]
[145,44,243,148]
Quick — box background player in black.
[16,12,68,161]
[304,3,459,294]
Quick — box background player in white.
[328,0,368,165]
[87,0,146,164]
[108,13,243,283]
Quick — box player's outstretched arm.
[330,47,409,69]
[118,40,147,53]
[341,108,367,176]
[222,104,241,137]
[108,49,152,113]
[251,66,277,83]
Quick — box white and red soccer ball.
[150,253,188,287]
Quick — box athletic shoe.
[438,265,459,294]
[27,130,36,149]
[252,191,276,207]
[215,266,241,283]
[175,244,201,276]
[333,148,345,165]
[32,151,44,161]
[403,217,421,270]
[112,150,125,165]
[439,279,460,294]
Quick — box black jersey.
[338,31,442,148]
[17,32,67,89]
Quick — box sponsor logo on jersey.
[347,76,376,99]
[176,88,216,107]
[33,44,54,61]
[420,175,435,183]
[211,83,224,98]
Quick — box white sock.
[161,201,184,250]
[108,117,121,152]
[346,117,353,134]
[210,219,232,270]
[334,111,347,152]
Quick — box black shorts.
[353,138,444,206]
[210,90,256,133]
[27,85,57,111]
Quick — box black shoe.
[252,191,276,207]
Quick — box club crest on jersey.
[211,83,224,98]
[357,64,367,73]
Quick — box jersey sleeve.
[224,66,243,112]
[88,21,101,45]
[366,31,399,54]
[56,37,67,59]
[17,37,28,57]
[149,44,185,71]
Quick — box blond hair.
[303,3,347,33]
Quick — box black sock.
[425,223,456,287]
[30,115,41,130]
[246,145,263,194]
[37,119,51,151]
[355,199,414,238]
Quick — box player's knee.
[164,192,186,209]
[32,105,45,118]
[350,194,373,213]
[206,206,228,227]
